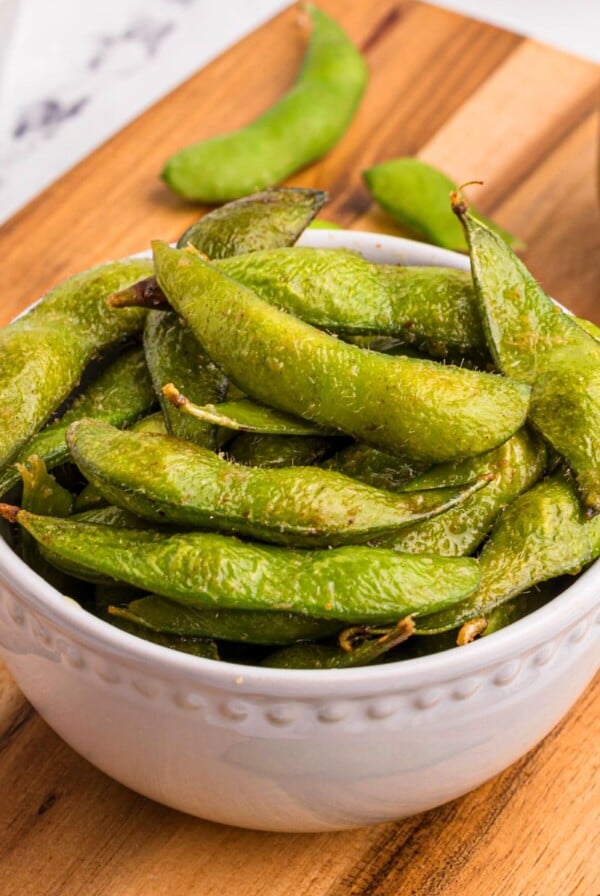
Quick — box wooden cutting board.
[0,2,598,893]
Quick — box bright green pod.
[217,247,484,357]
[109,594,342,645]
[144,311,228,447]
[177,187,328,256]
[307,219,342,230]
[0,509,481,623]
[374,429,547,556]
[0,347,155,498]
[455,200,600,511]
[162,7,367,201]
[0,258,151,472]
[322,443,427,491]
[227,433,334,468]
[363,158,522,252]
[417,473,600,635]
[153,242,530,463]
[66,419,489,547]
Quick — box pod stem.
[0,503,21,524]
[450,180,484,218]
[339,615,416,653]
[107,277,169,310]
[162,383,190,411]
[457,616,487,645]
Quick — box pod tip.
[162,383,188,409]
[457,616,487,645]
[0,503,20,524]
[450,181,484,218]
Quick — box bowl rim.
[1,228,598,696]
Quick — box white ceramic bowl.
[0,230,598,833]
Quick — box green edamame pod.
[110,614,219,660]
[307,219,342,230]
[109,594,342,645]
[162,7,367,201]
[479,588,554,638]
[163,385,336,436]
[322,443,428,491]
[18,457,76,594]
[454,195,600,511]
[73,413,167,512]
[0,507,480,623]
[217,247,484,357]
[227,432,334,468]
[144,311,228,447]
[373,429,547,556]
[177,187,328,256]
[417,473,600,635]
[363,158,522,252]
[73,505,148,528]
[0,258,151,472]
[66,419,489,547]
[153,243,530,463]
[262,618,415,668]
[0,347,155,498]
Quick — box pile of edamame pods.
[1,186,599,669]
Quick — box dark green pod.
[162,7,367,201]
[109,594,342,645]
[373,429,547,556]
[218,247,484,356]
[417,473,600,635]
[153,243,530,463]
[109,614,219,660]
[456,201,600,511]
[177,188,328,256]
[322,443,428,491]
[0,347,155,498]
[363,158,521,252]
[2,509,481,623]
[0,258,151,471]
[227,433,334,468]
[262,618,415,668]
[144,311,228,447]
[67,419,488,547]
[18,457,75,594]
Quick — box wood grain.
[0,2,599,893]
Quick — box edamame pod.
[163,384,336,436]
[153,242,530,463]
[363,158,521,251]
[0,258,151,471]
[109,594,342,645]
[227,433,334,468]
[66,420,490,547]
[162,7,367,201]
[18,457,76,595]
[217,247,484,356]
[144,311,228,447]
[110,614,219,659]
[177,187,328,257]
[0,347,155,498]
[454,195,600,511]
[262,618,415,668]
[373,429,547,556]
[323,443,428,491]
[113,248,485,358]
[416,473,600,634]
[0,508,481,623]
